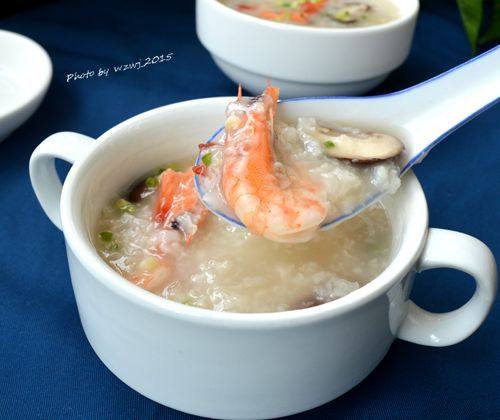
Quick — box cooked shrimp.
[154,169,208,243]
[240,1,327,25]
[221,86,328,243]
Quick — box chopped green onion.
[333,8,355,23]
[116,198,137,214]
[166,162,182,171]
[324,140,335,148]
[107,241,120,252]
[99,231,113,242]
[201,152,213,167]
[145,176,159,188]
[156,167,166,175]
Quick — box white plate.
[0,30,52,142]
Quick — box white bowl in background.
[0,30,52,143]
[196,0,419,97]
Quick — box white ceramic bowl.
[30,97,496,419]
[196,0,419,97]
[0,30,52,143]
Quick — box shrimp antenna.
[237,84,242,100]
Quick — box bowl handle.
[397,228,497,346]
[29,132,96,230]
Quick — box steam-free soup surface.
[94,160,393,313]
[220,0,399,28]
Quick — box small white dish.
[196,0,419,98]
[0,30,52,143]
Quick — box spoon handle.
[399,45,500,173]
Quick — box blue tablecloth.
[0,1,498,418]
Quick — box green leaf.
[480,1,500,45]
[457,0,484,54]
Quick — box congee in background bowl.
[196,0,419,97]
[219,0,400,28]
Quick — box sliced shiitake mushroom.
[331,2,371,23]
[127,173,161,202]
[128,180,149,203]
[311,126,404,162]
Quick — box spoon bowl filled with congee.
[29,50,498,419]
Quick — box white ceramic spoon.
[195,46,500,231]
